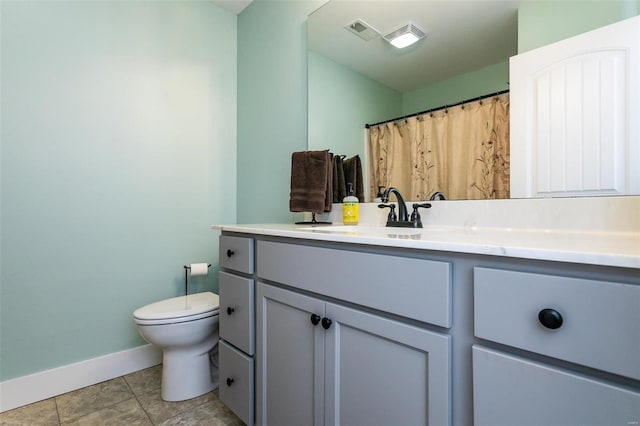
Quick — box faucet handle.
[410,203,432,227]
[378,203,397,222]
[413,203,432,210]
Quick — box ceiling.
[210,0,253,15]
[308,0,528,92]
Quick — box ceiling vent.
[345,19,380,42]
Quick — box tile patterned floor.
[0,365,244,426]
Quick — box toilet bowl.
[133,291,220,402]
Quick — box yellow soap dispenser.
[342,182,359,224]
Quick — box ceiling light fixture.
[383,23,426,49]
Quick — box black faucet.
[379,187,431,228]
[430,191,446,200]
[381,187,409,221]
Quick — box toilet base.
[161,345,218,401]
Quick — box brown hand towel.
[289,150,332,214]
[325,153,333,212]
[332,155,346,203]
[343,155,364,202]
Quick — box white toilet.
[133,291,220,401]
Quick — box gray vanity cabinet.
[255,283,324,426]
[323,301,450,426]
[473,267,640,426]
[473,346,640,426]
[217,230,639,425]
[218,235,256,426]
[256,282,451,426]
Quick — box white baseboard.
[0,344,162,413]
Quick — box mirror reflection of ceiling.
[308,0,527,93]
[210,0,253,15]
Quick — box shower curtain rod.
[365,89,510,129]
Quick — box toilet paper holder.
[183,264,211,296]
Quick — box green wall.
[402,61,509,116]
[308,51,402,161]
[0,1,237,381]
[306,48,506,171]
[518,0,639,52]
[237,0,323,224]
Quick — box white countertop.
[212,223,640,269]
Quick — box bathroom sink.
[296,225,425,236]
[295,224,475,241]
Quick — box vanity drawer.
[219,340,254,426]
[219,271,255,355]
[473,345,640,426]
[219,235,254,274]
[474,267,640,379]
[257,240,451,327]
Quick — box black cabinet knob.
[310,314,321,326]
[227,307,235,315]
[538,308,563,329]
[321,317,332,330]
[226,378,234,386]
[226,249,235,258]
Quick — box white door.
[510,16,640,198]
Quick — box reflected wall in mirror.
[308,0,639,201]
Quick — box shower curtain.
[368,94,510,201]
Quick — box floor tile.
[55,377,133,423]
[135,390,216,425]
[1,372,242,426]
[157,395,243,426]
[0,398,59,426]
[61,398,151,426]
[124,365,162,396]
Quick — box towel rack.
[295,212,332,225]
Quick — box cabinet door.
[473,345,640,426]
[219,340,254,426]
[511,16,640,197]
[256,283,325,426]
[474,267,640,379]
[219,271,255,355]
[324,303,451,426]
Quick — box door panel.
[325,303,451,426]
[473,345,640,426]
[510,16,640,197]
[256,283,325,426]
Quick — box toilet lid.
[133,292,219,321]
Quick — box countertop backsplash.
[309,196,640,235]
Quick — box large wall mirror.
[307,0,638,201]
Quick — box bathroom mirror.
[308,0,520,201]
[307,0,637,200]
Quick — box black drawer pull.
[226,378,234,387]
[226,249,235,258]
[538,308,563,329]
[227,307,235,315]
[321,317,332,330]
[310,314,321,325]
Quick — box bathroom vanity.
[213,14,640,425]
[214,203,640,426]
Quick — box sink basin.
[296,225,424,236]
